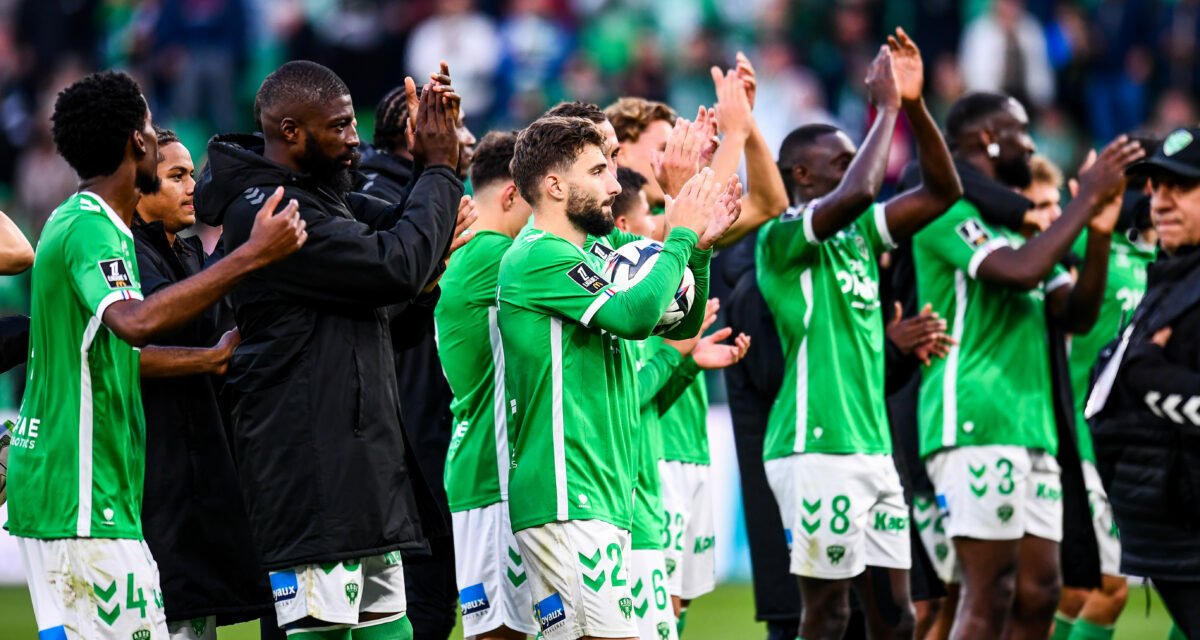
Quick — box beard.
[995,153,1033,189]
[300,136,362,194]
[565,185,615,237]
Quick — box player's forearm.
[591,230,697,340]
[906,98,961,206]
[810,106,899,240]
[637,346,683,407]
[656,358,702,417]
[105,249,259,347]
[0,213,33,275]
[1057,231,1111,333]
[715,124,789,249]
[709,128,749,186]
[139,345,225,378]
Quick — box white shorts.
[451,502,537,636]
[765,453,911,580]
[628,549,678,640]
[926,446,1062,542]
[1083,461,1122,577]
[167,616,216,640]
[18,536,168,640]
[269,552,407,629]
[514,520,638,640]
[660,461,715,599]
[912,491,959,585]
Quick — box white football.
[601,239,695,336]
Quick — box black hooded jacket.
[1091,245,1200,580]
[193,134,463,569]
[354,145,415,205]
[132,218,272,623]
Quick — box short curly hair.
[544,101,607,125]
[51,71,148,180]
[511,116,605,205]
[604,97,676,144]
[255,60,350,131]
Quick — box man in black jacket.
[353,83,478,640]
[134,127,273,639]
[1090,127,1200,637]
[193,60,463,640]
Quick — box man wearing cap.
[1088,127,1200,638]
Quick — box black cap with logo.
[1127,128,1200,179]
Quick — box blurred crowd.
[2,0,1200,282]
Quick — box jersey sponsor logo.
[536,593,566,631]
[955,219,992,249]
[590,242,614,260]
[269,571,299,603]
[10,415,40,450]
[566,262,609,294]
[460,582,490,616]
[98,259,133,289]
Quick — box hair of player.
[1028,155,1062,188]
[469,130,518,191]
[50,70,148,180]
[613,167,649,220]
[945,91,1013,151]
[374,83,423,151]
[153,125,180,149]
[511,116,606,204]
[777,123,843,169]
[544,101,607,125]
[255,60,350,132]
[604,97,677,143]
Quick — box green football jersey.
[660,376,709,465]
[630,338,679,551]
[913,199,1070,459]
[756,201,896,459]
[436,231,514,512]
[6,192,146,539]
[1067,231,1154,463]
[498,227,676,532]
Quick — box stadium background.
[0,0,1191,635]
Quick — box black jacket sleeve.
[0,315,29,374]
[226,166,463,309]
[389,288,440,351]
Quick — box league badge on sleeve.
[567,262,609,294]
[955,219,992,249]
[98,259,133,289]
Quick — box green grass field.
[0,582,1177,639]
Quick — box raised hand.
[665,167,719,239]
[735,52,757,110]
[446,195,478,260]
[711,66,752,140]
[695,106,721,168]
[698,175,743,250]
[244,186,307,266]
[653,118,701,199]
[1076,135,1145,234]
[692,325,751,370]
[865,45,901,111]
[886,27,923,103]
[411,78,460,169]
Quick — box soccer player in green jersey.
[498,115,738,640]
[756,30,963,639]
[5,71,306,640]
[913,90,1145,638]
[1048,162,1156,640]
[436,131,538,640]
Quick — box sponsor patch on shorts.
[269,570,298,603]
[460,582,490,616]
[537,593,566,631]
